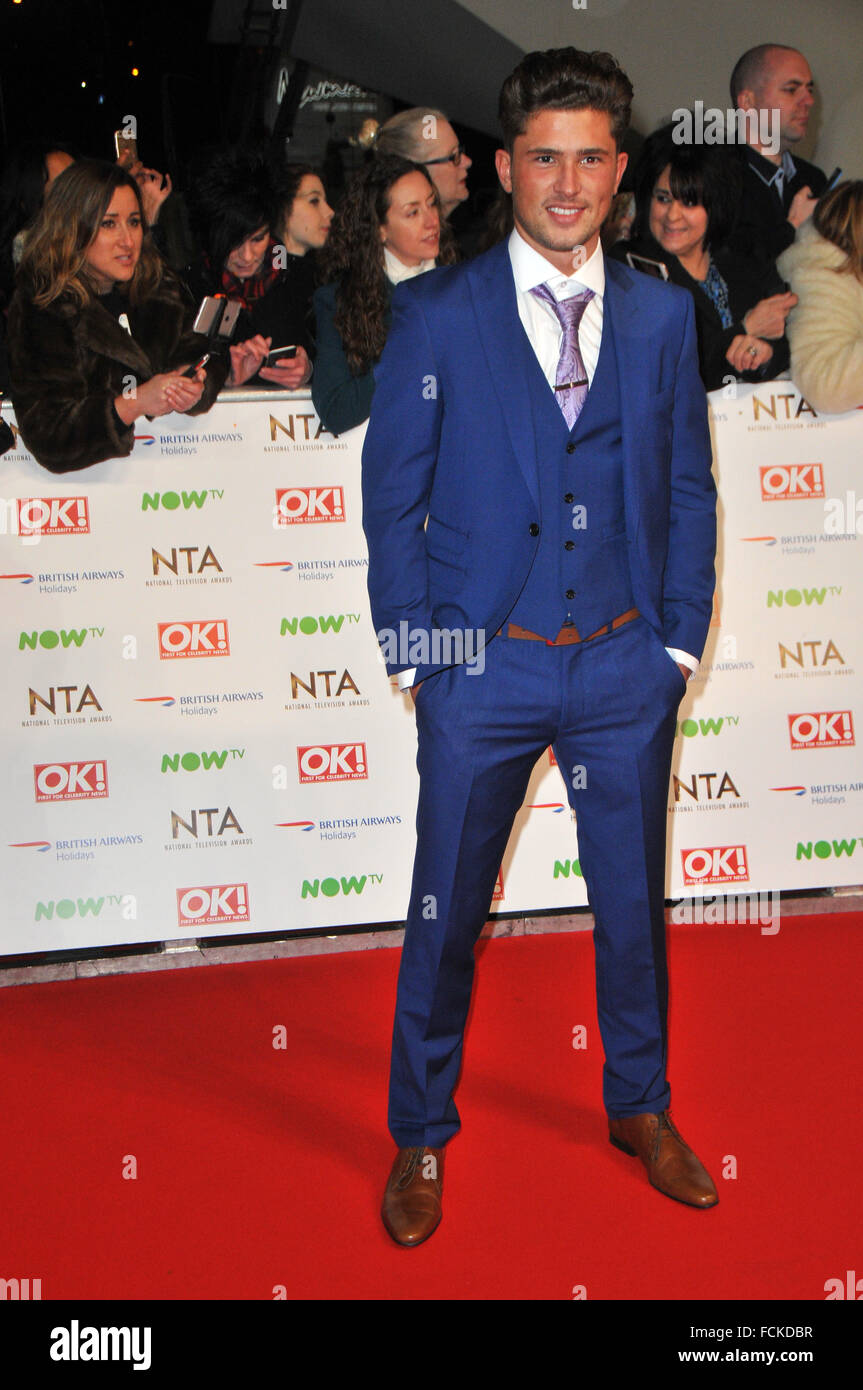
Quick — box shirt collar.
[748,146,797,188]
[384,246,436,284]
[508,226,605,300]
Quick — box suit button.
[564,541,575,551]
[566,442,576,454]
[565,588,575,600]
[529,523,540,537]
[564,492,574,503]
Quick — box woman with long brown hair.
[311,156,455,434]
[5,158,258,472]
[778,180,863,414]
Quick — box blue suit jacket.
[361,240,716,686]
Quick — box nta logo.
[779,639,844,669]
[28,685,102,715]
[151,546,222,575]
[289,670,360,699]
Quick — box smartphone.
[114,131,139,165]
[183,353,210,378]
[215,300,242,341]
[192,296,224,337]
[265,345,298,367]
[626,252,669,281]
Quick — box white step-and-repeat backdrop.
[1,384,860,955]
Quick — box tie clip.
[554,379,588,391]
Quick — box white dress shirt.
[397,229,697,687]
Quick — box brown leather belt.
[500,607,640,646]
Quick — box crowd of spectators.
[0,39,860,470]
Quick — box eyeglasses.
[424,144,465,166]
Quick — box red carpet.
[3,913,861,1301]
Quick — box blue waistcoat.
[508,302,634,640]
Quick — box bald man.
[728,44,827,263]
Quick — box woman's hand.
[134,167,173,226]
[117,150,172,226]
[726,335,773,374]
[114,369,205,423]
[228,334,270,386]
[258,344,312,389]
[742,292,798,339]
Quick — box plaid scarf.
[209,240,282,309]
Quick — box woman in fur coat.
[778,181,863,415]
[6,160,263,472]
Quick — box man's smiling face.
[495,106,627,273]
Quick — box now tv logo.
[157,620,230,659]
[759,463,824,500]
[681,845,748,886]
[297,743,367,783]
[275,486,345,526]
[788,711,854,750]
[34,760,108,802]
[176,883,249,927]
[17,497,90,535]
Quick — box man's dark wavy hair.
[499,47,633,151]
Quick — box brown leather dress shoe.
[608,1111,718,1208]
[381,1145,445,1247]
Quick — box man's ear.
[614,150,628,195]
[495,146,513,194]
[736,86,757,113]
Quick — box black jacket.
[610,234,789,391]
[6,279,226,472]
[181,253,317,362]
[726,146,827,264]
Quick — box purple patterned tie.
[530,284,595,428]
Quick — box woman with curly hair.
[311,156,454,434]
[778,181,863,414]
[184,146,314,390]
[5,158,232,473]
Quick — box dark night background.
[2,1,239,177]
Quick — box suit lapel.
[467,243,540,507]
[604,259,651,535]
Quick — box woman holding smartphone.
[184,147,314,390]
[4,159,248,473]
[611,124,796,391]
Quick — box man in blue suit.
[361,48,718,1247]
